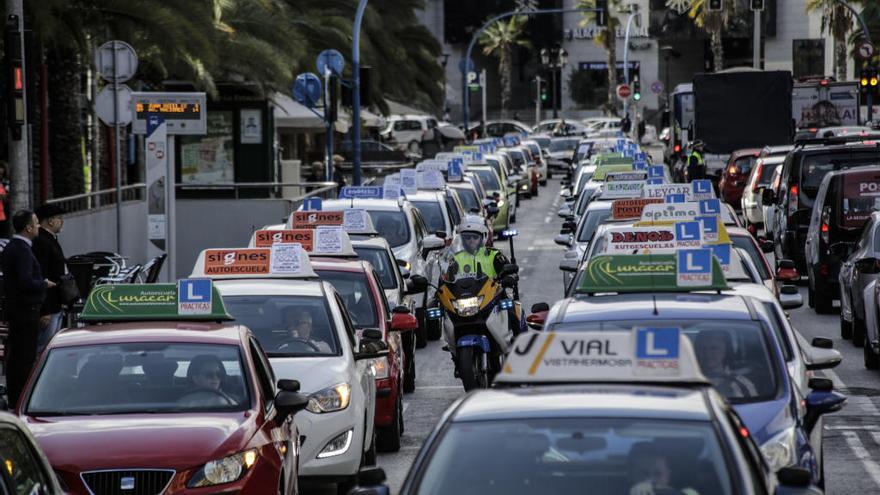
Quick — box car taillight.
[674,144,681,153]
[788,184,798,216]
[820,223,829,243]
[751,163,764,191]
[820,208,830,243]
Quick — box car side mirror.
[775,466,820,495]
[561,221,577,233]
[421,235,445,255]
[554,234,572,247]
[274,390,310,420]
[356,339,389,360]
[759,239,774,254]
[559,258,578,272]
[362,328,383,341]
[435,230,447,239]
[761,188,777,205]
[277,379,300,392]
[855,258,880,274]
[558,205,573,218]
[348,466,390,495]
[390,311,418,332]
[406,274,428,295]
[527,302,550,330]
[811,337,833,349]
[804,378,846,433]
[778,285,803,310]
[776,259,799,281]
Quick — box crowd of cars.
[0,135,560,495]
[347,129,848,494]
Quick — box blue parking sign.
[303,197,323,211]
[699,198,721,216]
[636,327,680,359]
[178,279,213,315]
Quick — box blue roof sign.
[339,186,383,200]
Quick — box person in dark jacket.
[2,210,54,408]
[33,204,67,353]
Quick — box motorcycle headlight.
[760,427,797,472]
[372,357,389,379]
[188,449,258,487]
[306,383,351,413]
[452,296,484,317]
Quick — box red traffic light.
[13,66,22,91]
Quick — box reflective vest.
[688,151,705,168]
[453,248,498,278]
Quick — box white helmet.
[458,217,488,238]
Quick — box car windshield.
[27,343,250,416]
[412,200,447,234]
[553,320,779,404]
[223,295,340,357]
[799,151,880,205]
[841,170,880,228]
[576,186,599,216]
[550,139,579,152]
[577,209,613,242]
[315,270,379,328]
[731,155,756,175]
[575,171,594,196]
[474,169,502,191]
[414,417,733,495]
[367,210,410,248]
[455,187,481,213]
[354,246,398,290]
[731,235,771,280]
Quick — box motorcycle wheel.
[457,346,487,391]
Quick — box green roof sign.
[81,281,233,322]
[576,252,729,294]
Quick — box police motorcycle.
[427,219,524,391]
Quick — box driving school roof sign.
[289,211,344,229]
[80,283,231,322]
[575,254,728,294]
[611,198,662,219]
[191,245,318,279]
[494,328,707,384]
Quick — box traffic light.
[861,68,870,94]
[750,0,764,10]
[596,0,607,27]
[4,14,23,140]
[539,79,548,102]
[708,0,723,12]
[633,78,641,102]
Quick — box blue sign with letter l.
[677,248,712,274]
[675,221,702,242]
[303,198,323,211]
[648,165,664,178]
[699,198,721,216]
[636,327,680,359]
[666,193,686,203]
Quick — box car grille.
[80,470,175,495]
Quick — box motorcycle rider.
[445,219,523,335]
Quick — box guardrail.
[44,179,379,214]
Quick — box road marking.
[417,385,461,390]
[544,216,552,223]
[844,430,880,487]
[826,425,880,431]
[402,401,409,413]
[821,367,845,390]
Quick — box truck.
[691,68,794,178]
[791,78,860,130]
[664,82,694,170]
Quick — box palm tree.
[478,15,532,118]
[578,0,622,114]
[808,0,858,81]
[688,0,736,72]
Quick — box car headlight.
[188,449,258,487]
[372,357,389,379]
[452,296,483,317]
[761,427,797,472]
[306,383,351,413]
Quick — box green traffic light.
[633,93,641,101]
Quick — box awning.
[272,93,350,133]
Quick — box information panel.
[131,92,207,135]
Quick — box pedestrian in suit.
[2,210,54,408]
[33,204,67,354]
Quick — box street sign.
[130,92,207,135]
[616,84,632,101]
[651,80,664,94]
[95,40,138,83]
[316,49,345,76]
[858,42,875,60]
[96,84,132,125]
[293,73,322,108]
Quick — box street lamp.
[540,46,568,119]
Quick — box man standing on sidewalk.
[2,210,53,408]
[33,204,67,354]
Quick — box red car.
[719,148,761,207]
[312,258,417,452]
[17,282,309,494]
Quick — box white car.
[583,117,621,136]
[763,165,783,239]
[320,199,446,347]
[742,155,785,228]
[522,139,549,183]
[380,115,439,153]
[191,248,383,488]
[533,119,589,136]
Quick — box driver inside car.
[180,354,238,406]
[279,307,332,353]
[694,330,757,399]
